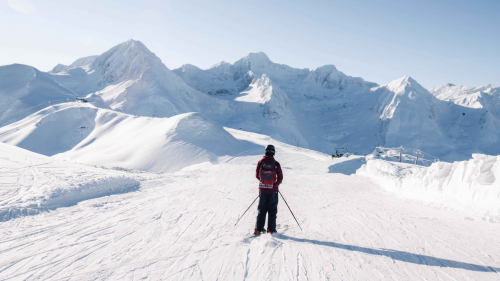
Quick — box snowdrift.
[0,142,141,222]
[358,155,500,219]
[0,103,249,173]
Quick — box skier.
[254,144,283,235]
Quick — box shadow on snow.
[328,157,367,176]
[278,234,500,273]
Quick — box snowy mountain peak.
[178,64,202,72]
[44,40,229,119]
[49,64,67,74]
[306,65,368,90]
[312,65,338,72]
[50,56,98,74]
[115,39,153,56]
[428,83,500,110]
[95,40,156,66]
[235,52,272,68]
[376,76,435,118]
[390,76,415,85]
[245,52,271,62]
[208,61,230,70]
[89,39,162,87]
[67,56,98,70]
[384,76,428,96]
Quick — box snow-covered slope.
[429,83,500,128]
[0,64,76,126]
[2,129,500,280]
[0,102,252,172]
[49,40,228,119]
[0,142,143,222]
[427,83,500,158]
[58,110,249,173]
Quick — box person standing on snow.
[254,144,283,235]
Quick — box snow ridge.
[0,102,248,173]
[358,153,500,219]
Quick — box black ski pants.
[255,192,278,231]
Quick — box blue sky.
[1,0,498,87]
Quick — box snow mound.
[60,111,247,172]
[0,142,141,222]
[0,176,139,222]
[0,103,248,172]
[0,64,76,126]
[358,154,500,219]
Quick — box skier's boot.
[254,228,264,236]
[267,228,277,234]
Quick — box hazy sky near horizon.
[1,0,498,87]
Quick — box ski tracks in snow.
[1,153,500,279]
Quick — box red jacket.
[256,155,283,193]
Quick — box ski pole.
[234,195,259,227]
[278,191,303,231]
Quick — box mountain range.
[0,39,498,167]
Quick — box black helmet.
[265,144,275,155]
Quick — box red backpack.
[259,159,276,185]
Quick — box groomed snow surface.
[1,130,500,280]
